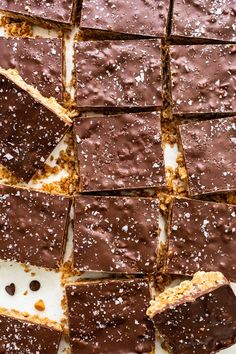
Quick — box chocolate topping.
[179,116,236,195]
[0,37,63,100]
[153,284,236,354]
[170,44,236,114]
[167,197,236,282]
[172,0,236,42]
[29,280,41,292]
[74,112,165,192]
[0,0,75,26]
[5,283,16,296]
[66,279,155,354]
[0,73,68,181]
[75,39,162,109]
[0,184,70,269]
[80,0,169,37]
[74,195,159,273]
[0,314,61,353]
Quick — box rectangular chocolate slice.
[170,44,236,115]
[74,39,162,109]
[74,112,165,192]
[0,67,71,182]
[171,0,236,43]
[0,37,63,100]
[66,278,155,354]
[80,0,169,37]
[0,184,71,269]
[179,116,236,195]
[0,0,76,28]
[0,311,62,353]
[166,197,236,282]
[147,272,236,354]
[74,195,159,273]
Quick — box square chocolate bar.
[0,68,71,182]
[170,44,236,115]
[80,0,169,37]
[179,116,236,195]
[66,278,155,354]
[0,37,64,100]
[0,311,61,353]
[0,0,76,27]
[167,197,236,282]
[171,0,236,42]
[147,272,236,354]
[74,112,165,192]
[74,195,159,273]
[0,184,71,269]
[74,39,162,109]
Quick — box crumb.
[23,290,28,296]
[0,16,33,37]
[34,299,45,312]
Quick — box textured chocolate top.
[0,184,70,268]
[74,195,159,273]
[66,279,155,354]
[74,112,165,192]
[0,0,75,25]
[75,40,162,108]
[0,314,61,353]
[0,37,63,100]
[80,0,169,37]
[170,45,236,114]
[153,284,236,354]
[167,197,236,282]
[172,0,236,42]
[0,74,68,182]
[179,116,236,195]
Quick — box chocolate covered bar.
[0,0,76,28]
[74,195,159,273]
[147,272,236,354]
[80,0,169,37]
[74,112,165,192]
[74,39,162,109]
[179,116,236,195]
[170,44,236,115]
[66,278,155,354]
[0,184,71,268]
[0,310,62,353]
[166,197,236,281]
[0,68,71,182]
[0,37,64,100]
[171,0,236,42]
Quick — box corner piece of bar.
[179,116,236,195]
[0,184,71,269]
[66,278,155,354]
[74,112,165,192]
[73,195,160,273]
[0,67,71,182]
[147,271,236,354]
[166,197,236,281]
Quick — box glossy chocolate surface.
[74,112,165,192]
[0,184,70,268]
[167,197,236,281]
[75,39,162,108]
[0,73,68,181]
[74,195,159,273]
[66,279,155,354]
[170,44,236,114]
[179,116,236,195]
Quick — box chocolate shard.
[80,0,169,37]
[179,116,236,196]
[66,278,155,354]
[74,195,159,273]
[0,184,71,269]
[74,112,165,192]
[147,272,236,354]
[74,39,162,109]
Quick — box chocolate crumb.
[5,283,16,296]
[30,280,41,292]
